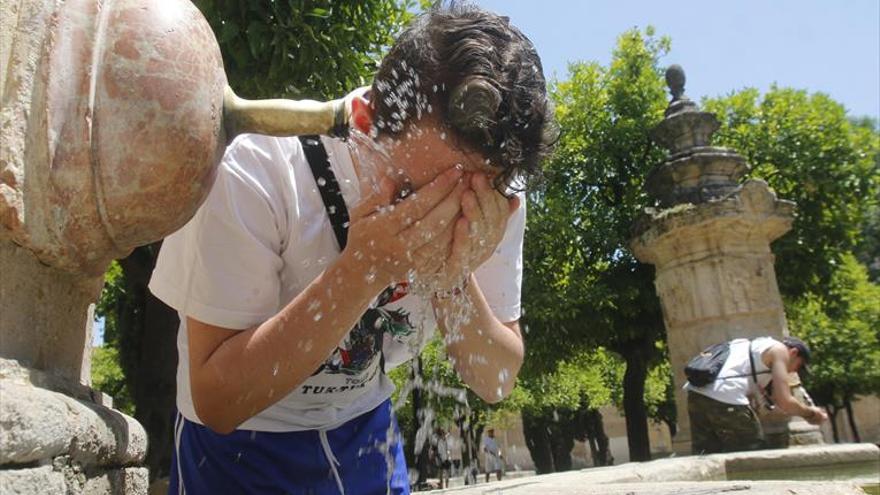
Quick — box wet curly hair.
[371,3,558,191]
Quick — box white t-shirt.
[150,134,525,432]
[684,337,778,406]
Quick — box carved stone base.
[0,359,148,494]
[788,418,825,446]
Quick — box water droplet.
[317,177,327,187]
[272,362,279,376]
[313,312,323,321]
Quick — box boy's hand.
[344,166,466,286]
[432,173,518,291]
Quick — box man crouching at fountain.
[148,3,555,494]
[684,336,828,454]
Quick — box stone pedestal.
[632,180,796,452]
[629,66,821,453]
[1,1,225,492]
[0,358,148,494]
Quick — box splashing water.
[316,71,506,487]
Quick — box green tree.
[703,87,880,298]
[787,253,880,442]
[96,1,416,480]
[522,27,670,462]
[855,203,880,283]
[91,347,135,416]
[516,348,619,472]
[196,0,416,100]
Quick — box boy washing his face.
[150,4,556,494]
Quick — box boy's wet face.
[375,120,499,192]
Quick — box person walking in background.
[482,428,504,482]
[448,430,463,478]
[434,427,451,489]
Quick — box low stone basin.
[428,444,880,495]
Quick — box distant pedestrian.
[482,428,503,482]
[448,431,463,477]
[434,427,451,489]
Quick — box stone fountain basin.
[430,444,880,495]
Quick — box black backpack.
[684,342,731,387]
[685,338,772,388]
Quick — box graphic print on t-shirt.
[315,282,414,376]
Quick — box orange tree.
[522,27,670,463]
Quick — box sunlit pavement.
[415,470,536,492]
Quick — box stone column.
[629,66,820,454]
[1,0,226,492]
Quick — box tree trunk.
[826,406,840,443]
[522,410,555,474]
[118,243,179,480]
[844,398,861,443]
[411,357,430,486]
[585,409,612,466]
[550,420,574,472]
[622,351,651,462]
[458,411,484,485]
[587,435,599,467]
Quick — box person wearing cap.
[684,336,828,454]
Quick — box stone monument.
[1,1,348,492]
[629,65,822,454]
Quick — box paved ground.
[427,479,871,495]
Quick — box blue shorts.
[169,400,410,495]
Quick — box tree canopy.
[704,87,880,298]
[521,27,671,462]
[786,253,880,441]
[194,0,416,99]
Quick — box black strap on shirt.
[299,135,350,250]
[749,339,776,409]
[298,135,394,375]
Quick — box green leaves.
[194,0,416,100]
[787,253,880,408]
[91,345,135,416]
[523,28,668,375]
[704,87,880,298]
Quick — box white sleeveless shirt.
[684,337,779,406]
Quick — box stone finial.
[662,64,698,117]
[646,64,750,207]
[666,64,686,101]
